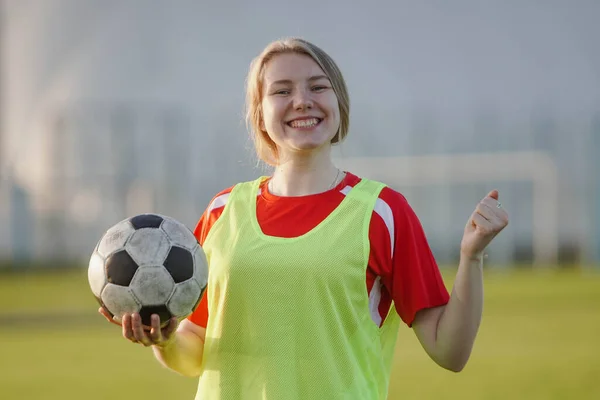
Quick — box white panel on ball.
[126,228,170,266]
[97,220,135,258]
[161,218,198,251]
[193,245,209,289]
[101,284,141,320]
[168,279,203,318]
[88,251,107,298]
[130,266,175,306]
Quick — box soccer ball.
[88,213,208,328]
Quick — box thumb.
[486,189,499,201]
[98,307,122,327]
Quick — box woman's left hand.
[460,189,509,260]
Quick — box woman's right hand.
[98,307,179,348]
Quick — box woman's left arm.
[412,190,509,372]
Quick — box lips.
[287,117,322,128]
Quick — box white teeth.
[289,118,320,128]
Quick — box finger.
[98,307,110,319]
[485,189,499,201]
[153,317,179,349]
[475,203,494,223]
[148,314,163,343]
[471,212,494,232]
[98,307,120,326]
[479,200,504,218]
[474,207,508,236]
[481,197,507,219]
[480,197,509,225]
[132,313,152,346]
[162,317,179,340]
[122,313,135,342]
[480,196,500,209]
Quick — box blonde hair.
[245,38,350,166]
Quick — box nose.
[293,88,313,110]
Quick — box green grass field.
[1,266,599,399]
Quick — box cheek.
[261,101,283,128]
[329,104,341,129]
[326,96,341,123]
[332,108,341,125]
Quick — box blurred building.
[0,0,599,266]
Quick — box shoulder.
[205,186,235,215]
[194,177,268,243]
[345,172,414,220]
[204,176,267,214]
[348,173,427,257]
[193,186,234,244]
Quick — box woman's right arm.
[102,188,230,377]
[151,188,232,376]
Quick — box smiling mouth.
[287,118,322,128]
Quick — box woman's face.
[260,53,340,158]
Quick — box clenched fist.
[461,190,509,261]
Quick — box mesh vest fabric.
[195,177,401,400]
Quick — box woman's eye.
[274,90,290,95]
[312,86,327,92]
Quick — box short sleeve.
[384,189,450,326]
[186,186,233,328]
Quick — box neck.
[269,147,341,196]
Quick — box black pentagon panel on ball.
[139,305,173,328]
[105,250,139,286]
[164,246,194,283]
[129,214,164,230]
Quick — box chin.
[286,133,334,150]
[289,139,331,152]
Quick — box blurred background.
[0,1,598,399]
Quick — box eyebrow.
[268,75,330,86]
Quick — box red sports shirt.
[188,172,450,329]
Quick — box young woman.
[100,37,509,399]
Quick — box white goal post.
[334,151,559,267]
